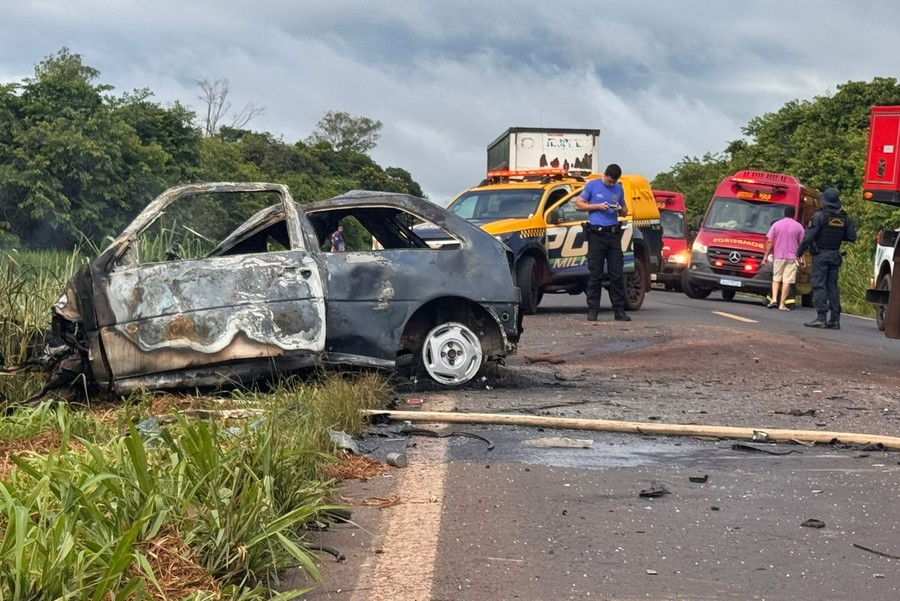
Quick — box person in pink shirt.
[762,205,806,310]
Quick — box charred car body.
[49,183,522,396]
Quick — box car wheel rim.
[422,322,483,386]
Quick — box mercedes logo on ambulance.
[728,251,742,264]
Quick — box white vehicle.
[869,228,899,331]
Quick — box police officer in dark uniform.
[796,187,857,329]
[575,163,631,322]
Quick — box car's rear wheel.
[721,288,736,301]
[876,273,891,331]
[624,258,647,310]
[420,321,484,386]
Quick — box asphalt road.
[292,288,900,601]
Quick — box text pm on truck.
[682,170,820,304]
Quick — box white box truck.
[487,128,600,176]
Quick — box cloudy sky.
[2,1,899,202]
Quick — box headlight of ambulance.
[692,240,708,254]
[667,250,690,265]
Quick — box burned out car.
[50,183,522,396]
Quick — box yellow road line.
[711,310,758,323]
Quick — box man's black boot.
[804,317,828,328]
[587,310,599,321]
[614,312,631,322]
[825,320,841,330]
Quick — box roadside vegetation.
[0,248,392,598]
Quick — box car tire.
[624,257,647,311]
[876,272,891,331]
[517,256,540,315]
[420,321,484,386]
[681,270,712,299]
[801,293,814,308]
[721,289,736,301]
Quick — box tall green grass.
[0,373,390,599]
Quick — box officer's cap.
[821,187,841,208]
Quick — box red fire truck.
[682,171,819,303]
[653,190,689,290]
[863,106,900,337]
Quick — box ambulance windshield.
[660,209,685,238]
[705,197,790,235]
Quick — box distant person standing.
[796,188,857,329]
[330,224,346,252]
[762,205,805,311]
[574,163,631,322]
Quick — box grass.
[0,373,391,599]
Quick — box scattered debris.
[751,430,769,441]
[329,429,361,454]
[341,495,401,509]
[639,482,671,498]
[523,437,594,449]
[688,474,709,483]
[305,543,346,562]
[853,543,900,560]
[801,518,825,529]
[774,408,817,417]
[399,426,494,451]
[180,408,265,420]
[321,451,388,481]
[646,569,658,575]
[386,452,408,468]
[731,443,798,455]
[524,354,566,365]
[406,398,424,406]
[553,371,586,381]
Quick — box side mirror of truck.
[690,215,703,238]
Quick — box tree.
[0,49,202,249]
[306,111,382,153]
[196,77,264,137]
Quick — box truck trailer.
[487,128,600,177]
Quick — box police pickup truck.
[416,168,662,315]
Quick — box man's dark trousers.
[586,228,626,313]
[810,249,842,320]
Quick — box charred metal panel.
[105,254,323,352]
[99,251,325,381]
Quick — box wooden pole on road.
[362,409,900,450]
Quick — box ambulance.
[653,190,689,290]
[682,171,819,303]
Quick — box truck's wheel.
[681,270,712,300]
[517,256,540,315]
[876,273,891,331]
[624,259,647,311]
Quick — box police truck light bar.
[486,168,569,179]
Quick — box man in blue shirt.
[574,163,631,322]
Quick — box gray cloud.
[2,1,899,201]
